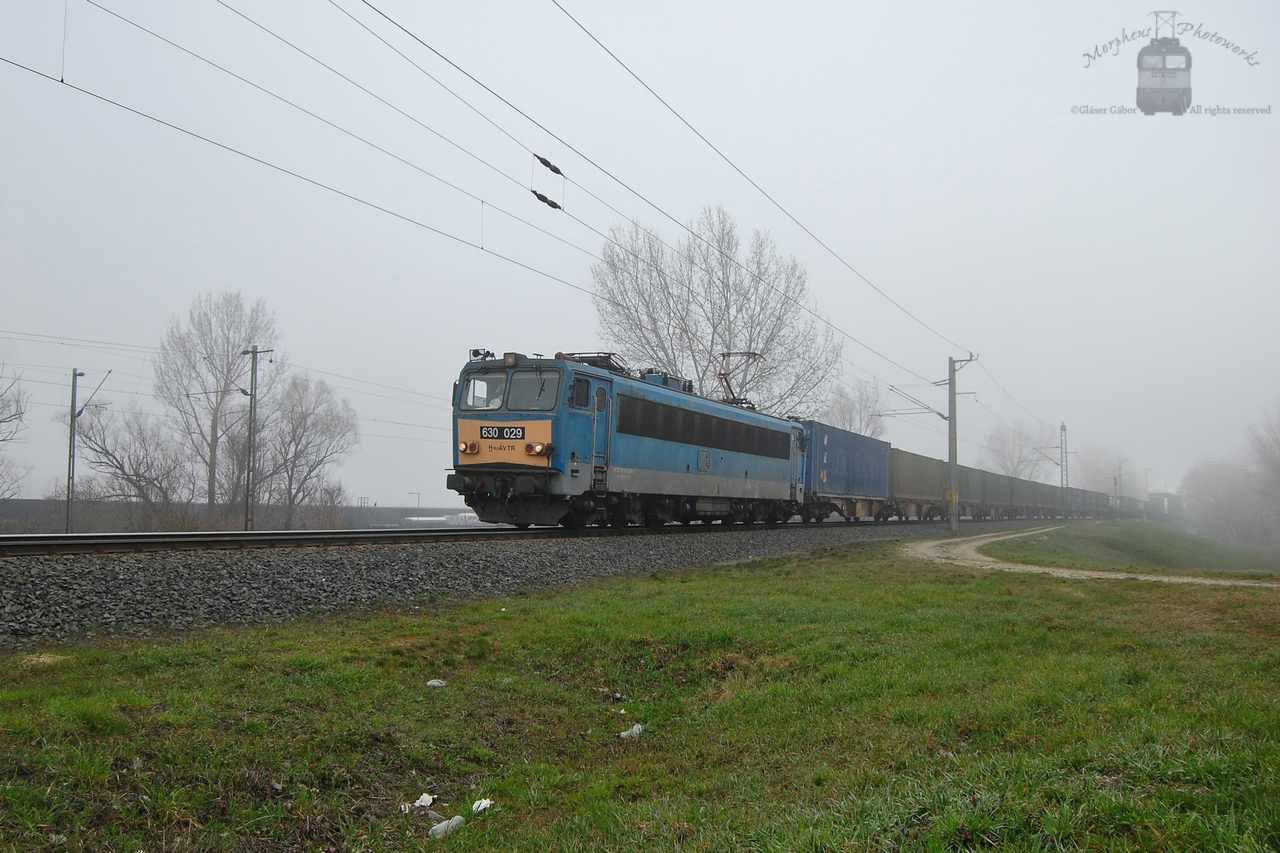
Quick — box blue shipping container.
[802,421,891,500]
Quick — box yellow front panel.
[457,419,552,467]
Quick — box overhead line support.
[947,353,977,533]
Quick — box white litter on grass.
[429,815,465,839]
[399,792,435,813]
[472,798,493,814]
[426,679,447,688]
[619,723,644,739]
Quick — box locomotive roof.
[1137,37,1192,56]
[460,350,795,427]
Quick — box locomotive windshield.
[506,369,561,411]
[459,372,506,410]
[1164,55,1186,68]
[1142,55,1164,68]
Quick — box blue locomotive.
[1137,37,1192,116]
[446,350,1115,526]
[447,351,803,526]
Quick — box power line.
[355,415,448,432]
[16,9,997,426]
[0,329,157,354]
[143,0,933,388]
[290,363,452,405]
[976,361,1055,429]
[220,0,902,384]
[85,0,598,264]
[350,1,933,384]
[546,0,969,354]
[2,53,610,303]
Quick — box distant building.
[1146,492,1185,522]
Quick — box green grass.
[981,520,1280,577]
[2,537,1279,851]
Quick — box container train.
[446,351,1115,527]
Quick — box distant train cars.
[446,351,1115,527]
[1137,37,1192,115]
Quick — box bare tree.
[0,363,31,500]
[1248,403,1280,532]
[981,420,1057,482]
[1181,457,1274,547]
[259,374,359,529]
[592,206,842,416]
[822,379,886,438]
[1249,404,1280,490]
[154,291,283,521]
[75,404,199,526]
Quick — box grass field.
[3,527,1279,851]
[980,521,1280,578]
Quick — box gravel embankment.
[0,521,1032,648]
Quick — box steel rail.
[0,519,854,558]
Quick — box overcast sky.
[2,0,1277,509]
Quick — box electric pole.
[241,345,273,531]
[65,368,85,534]
[1060,423,1069,519]
[947,353,977,533]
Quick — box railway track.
[0,525,569,557]
[2,520,1064,648]
[0,518,889,558]
[0,516,1062,558]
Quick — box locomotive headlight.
[524,442,549,456]
[459,441,468,453]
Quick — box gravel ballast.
[0,521,1036,648]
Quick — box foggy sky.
[2,0,1277,508]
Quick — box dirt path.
[903,526,1280,588]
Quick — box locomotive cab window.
[459,373,506,410]
[569,376,591,409]
[1164,55,1186,68]
[1142,55,1164,68]
[507,369,561,411]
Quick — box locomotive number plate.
[480,426,524,440]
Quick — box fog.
[1,0,1276,509]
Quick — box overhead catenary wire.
[85,0,599,265]
[0,54,610,307]
[546,0,969,355]
[345,0,934,385]
[542,2,1065,430]
[13,4,700,346]
[213,0,916,384]
[976,362,1056,430]
[80,0,937,391]
[18,6,1033,436]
